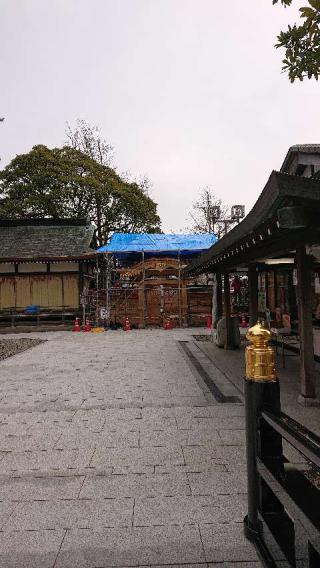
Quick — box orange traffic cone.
[124,317,131,331]
[74,317,80,332]
[85,318,91,332]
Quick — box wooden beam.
[296,245,317,401]
[204,227,318,274]
[248,264,258,326]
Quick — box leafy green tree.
[273,0,320,82]
[0,145,161,245]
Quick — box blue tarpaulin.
[97,233,217,258]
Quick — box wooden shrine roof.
[186,171,320,275]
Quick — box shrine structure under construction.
[93,233,217,328]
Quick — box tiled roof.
[186,171,320,274]
[0,219,95,260]
[281,144,320,173]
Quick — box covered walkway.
[187,171,320,405]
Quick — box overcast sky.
[1,0,319,233]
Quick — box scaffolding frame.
[97,248,185,328]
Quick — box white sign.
[100,307,110,319]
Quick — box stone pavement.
[0,328,261,567]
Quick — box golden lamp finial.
[245,321,276,382]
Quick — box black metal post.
[243,322,283,564]
[244,379,263,537]
[244,379,283,540]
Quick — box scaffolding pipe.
[106,252,110,328]
[178,250,182,328]
[142,251,146,328]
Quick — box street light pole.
[210,205,245,236]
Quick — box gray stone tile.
[173,405,245,426]
[91,446,185,470]
[208,564,262,567]
[0,432,61,452]
[139,428,186,447]
[183,444,217,468]
[55,525,206,567]
[218,429,246,446]
[111,465,155,475]
[188,471,247,495]
[213,493,248,523]
[201,523,260,562]
[152,565,208,568]
[0,501,17,529]
[139,426,221,447]
[7,498,134,530]
[0,474,84,501]
[0,529,65,568]
[152,563,208,568]
[138,415,177,431]
[176,416,245,431]
[55,429,139,449]
[134,495,221,526]
[0,449,94,474]
[213,445,247,465]
[80,472,191,498]
[154,463,226,475]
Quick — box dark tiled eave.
[186,171,320,275]
[0,254,96,263]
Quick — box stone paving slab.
[0,448,95,474]
[0,529,65,568]
[7,497,134,530]
[0,474,84,501]
[134,495,229,526]
[200,523,261,562]
[139,426,221,447]
[90,446,186,470]
[55,526,206,567]
[55,429,139,449]
[188,471,247,496]
[0,329,261,566]
[80,472,191,498]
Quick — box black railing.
[244,378,320,567]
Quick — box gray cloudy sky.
[1,0,319,232]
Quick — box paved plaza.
[0,328,262,567]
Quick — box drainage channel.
[179,340,242,404]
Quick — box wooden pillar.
[212,273,221,331]
[212,276,217,329]
[181,282,188,327]
[138,288,145,329]
[216,271,223,319]
[248,264,258,326]
[224,272,234,349]
[296,245,317,401]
